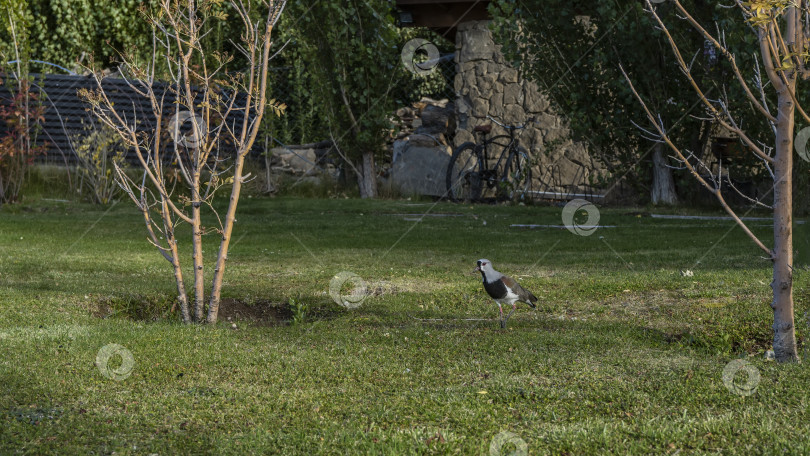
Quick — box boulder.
[391,145,451,197]
[503,83,522,105]
[271,147,317,174]
[499,67,519,84]
[459,28,495,62]
[392,140,409,164]
[407,134,442,147]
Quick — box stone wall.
[454,20,606,195]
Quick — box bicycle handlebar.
[485,115,537,131]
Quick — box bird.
[474,259,537,328]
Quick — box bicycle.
[445,115,534,202]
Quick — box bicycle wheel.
[500,147,533,202]
[446,142,483,201]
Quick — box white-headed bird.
[474,259,537,328]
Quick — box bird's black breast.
[483,279,508,299]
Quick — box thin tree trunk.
[651,142,678,205]
[264,153,273,193]
[358,151,377,199]
[338,82,377,199]
[772,88,799,362]
[207,154,247,324]
[207,15,277,324]
[169,238,190,323]
[161,198,191,323]
[191,196,205,321]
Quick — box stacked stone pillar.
[453,20,606,194]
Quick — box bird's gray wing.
[502,275,537,305]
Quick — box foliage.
[259,40,329,147]
[259,24,453,163]
[72,120,128,205]
[288,296,307,325]
[0,0,33,68]
[392,27,456,105]
[0,0,154,73]
[0,1,47,206]
[488,1,767,196]
[0,79,46,205]
[287,0,399,196]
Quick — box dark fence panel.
[0,73,256,165]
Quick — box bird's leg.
[498,303,505,329]
[503,303,517,327]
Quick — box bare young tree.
[626,0,805,361]
[81,0,287,324]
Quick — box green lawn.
[1,196,809,454]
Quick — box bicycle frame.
[474,116,531,189]
[446,115,534,202]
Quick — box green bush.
[72,121,128,205]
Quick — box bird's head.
[474,259,492,275]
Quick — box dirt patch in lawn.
[217,299,293,326]
[91,294,326,326]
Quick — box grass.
[1,195,810,454]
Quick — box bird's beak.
[473,266,480,273]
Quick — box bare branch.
[621,64,774,258]
[727,177,773,209]
[673,0,777,123]
[646,1,775,164]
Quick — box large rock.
[503,83,522,105]
[524,85,549,113]
[453,129,474,148]
[271,147,317,174]
[472,98,490,117]
[391,145,451,197]
[407,134,443,147]
[458,25,495,63]
[392,140,409,164]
